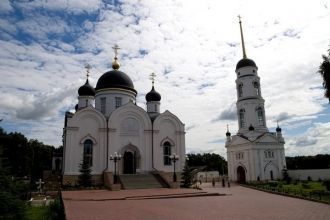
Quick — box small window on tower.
[154,104,157,112]
[100,97,106,114]
[115,97,122,108]
[253,82,260,96]
[238,84,243,97]
[239,109,246,128]
[256,107,264,126]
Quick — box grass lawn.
[25,206,50,220]
[251,181,330,203]
[282,181,326,192]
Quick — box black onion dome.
[78,79,95,96]
[95,70,136,94]
[236,58,257,70]
[146,86,161,102]
[226,131,231,137]
[276,126,282,132]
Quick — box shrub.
[301,183,311,189]
[323,179,330,191]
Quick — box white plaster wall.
[107,102,152,174]
[64,108,107,175]
[78,96,95,109]
[95,90,136,117]
[153,111,185,173]
[288,169,330,181]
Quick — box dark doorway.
[123,151,135,174]
[55,158,61,171]
[270,170,274,180]
[237,166,246,183]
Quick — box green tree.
[0,169,28,219]
[319,48,330,101]
[180,162,193,188]
[187,153,227,174]
[78,158,92,187]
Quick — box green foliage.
[0,127,56,183]
[282,168,291,184]
[286,154,330,170]
[302,182,311,189]
[318,48,330,101]
[323,180,330,191]
[25,197,66,220]
[0,170,29,220]
[25,206,50,220]
[186,153,227,174]
[180,162,193,188]
[78,158,92,187]
[48,197,66,220]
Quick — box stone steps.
[119,174,164,189]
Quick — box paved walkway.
[62,183,330,220]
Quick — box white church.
[225,18,286,183]
[62,48,185,187]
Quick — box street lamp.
[110,152,122,184]
[169,153,179,182]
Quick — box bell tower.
[235,16,268,133]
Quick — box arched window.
[238,84,243,97]
[253,82,260,96]
[256,107,265,126]
[83,139,93,167]
[163,141,172,166]
[270,170,274,180]
[239,109,246,128]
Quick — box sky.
[0,0,330,157]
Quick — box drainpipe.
[106,117,109,170]
[151,120,155,170]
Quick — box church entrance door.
[123,151,135,174]
[237,166,246,183]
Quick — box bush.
[48,197,66,220]
[323,179,330,191]
[302,183,311,189]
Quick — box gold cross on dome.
[149,72,156,86]
[85,64,91,79]
[112,44,121,58]
[238,15,242,22]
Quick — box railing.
[243,183,330,204]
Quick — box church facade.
[62,52,185,185]
[225,18,286,182]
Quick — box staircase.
[119,174,165,189]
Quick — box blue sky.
[0,0,330,157]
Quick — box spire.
[226,124,231,137]
[149,72,156,87]
[238,15,247,59]
[85,64,91,80]
[112,44,121,70]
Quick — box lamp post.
[169,153,179,182]
[110,152,121,184]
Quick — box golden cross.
[85,64,91,79]
[227,124,229,131]
[238,15,242,22]
[149,72,156,86]
[112,44,120,58]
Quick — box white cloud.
[0,0,330,156]
[0,0,13,13]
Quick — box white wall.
[288,169,330,181]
